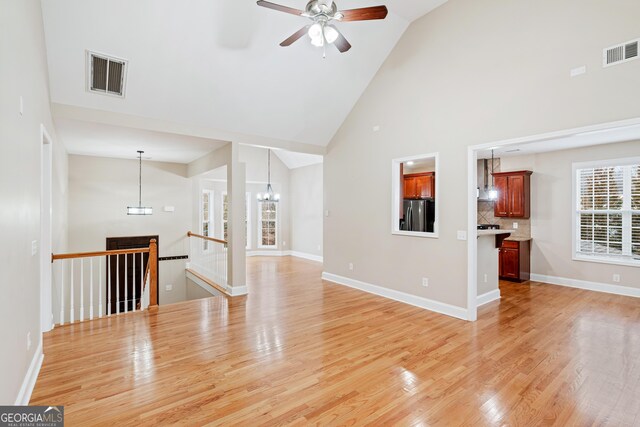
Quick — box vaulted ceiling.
[42,0,447,152]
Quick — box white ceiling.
[41,0,448,151]
[272,149,323,169]
[57,118,227,163]
[478,123,640,159]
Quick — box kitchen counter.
[477,229,515,236]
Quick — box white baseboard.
[228,285,248,296]
[247,250,323,263]
[477,289,501,307]
[531,273,640,298]
[321,272,469,321]
[247,250,287,257]
[288,251,323,263]
[15,340,43,405]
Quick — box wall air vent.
[86,51,128,97]
[603,39,639,67]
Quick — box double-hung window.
[258,201,278,248]
[201,190,213,250]
[221,192,251,249]
[574,158,640,266]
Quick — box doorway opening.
[467,117,640,321]
[106,235,159,313]
[40,125,53,333]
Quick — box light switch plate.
[165,284,173,291]
[31,240,38,256]
[457,231,467,241]
[19,96,24,116]
[163,206,175,212]
[570,66,587,77]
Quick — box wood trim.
[403,172,435,178]
[185,268,229,296]
[187,231,227,245]
[51,247,149,262]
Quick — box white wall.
[68,155,192,305]
[324,0,640,311]
[198,145,291,253]
[500,140,640,291]
[0,0,68,404]
[290,163,323,257]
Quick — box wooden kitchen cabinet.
[403,173,435,199]
[492,171,532,218]
[499,239,531,282]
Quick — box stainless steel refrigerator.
[401,199,435,232]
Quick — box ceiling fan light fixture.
[308,22,324,46]
[324,25,339,43]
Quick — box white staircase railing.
[186,232,228,290]
[51,240,158,326]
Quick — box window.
[258,201,278,248]
[221,192,251,249]
[574,159,640,266]
[201,190,213,250]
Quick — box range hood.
[477,158,494,201]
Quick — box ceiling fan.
[257,0,388,53]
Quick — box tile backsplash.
[477,201,531,239]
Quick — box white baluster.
[116,255,120,314]
[124,254,128,313]
[89,258,93,320]
[98,257,103,318]
[107,255,112,316]
[60,261,64,325]
[70,259,74,323]
[80,258,84,321]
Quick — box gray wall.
[500,140,640,290]
[290,163,323,257]
[0,0,69,404]
[68,155,192,305]
[324,0,640,309]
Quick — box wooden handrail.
[52,247,150,263]
[187,231,227,245]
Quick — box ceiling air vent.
[603,39,639,67]
[86,51,128,97]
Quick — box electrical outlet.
[31,240,38,256]
[19,96,24,116]
[27,332,31,351]
[570,66,587,77]
[348,263,354,271]
[373,125,380,132]
[613,274,621,283]
[422,278,429,287]
[325,210,330,217]
[317,245,321,251]
[483,274,488,283]
[512,222,519,229]
[457,231,467,241]
[165,284,173,291]
[282,241,286,247]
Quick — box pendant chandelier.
[257,149,280,202]
[127,150,153,215]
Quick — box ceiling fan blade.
[256,0,305,16]
[339,5,388,22]
[280,25,311,47]
[333,28,352,53]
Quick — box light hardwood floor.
[32,257,640,425]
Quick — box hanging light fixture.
[257,149,280,202]
[127,150,153,215]
[487,149,498,201]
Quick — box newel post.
[149,239,158,307]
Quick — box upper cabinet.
[492,171,532,218]
[404,173,435,199]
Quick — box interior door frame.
[40,124,53,333]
